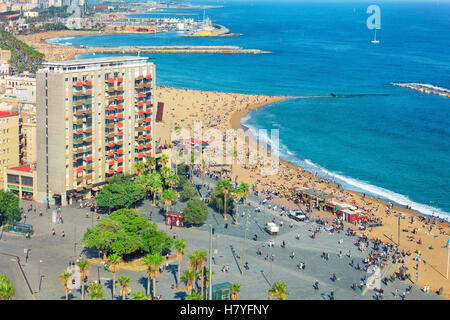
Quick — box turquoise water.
[50,1,450,217]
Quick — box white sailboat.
[371,29,380,44]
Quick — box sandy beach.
[155,86,450,298]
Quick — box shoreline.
[231,98,449,222]
[17,30,269,62]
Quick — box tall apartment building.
[0,111,20,188]
[36,56,156,206]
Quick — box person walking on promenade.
[61,231,65,238]
[52,228,56,237]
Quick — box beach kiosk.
[165,212,184,227]
[295,187,333,209]
[211,282,232,300]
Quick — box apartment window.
[72,77,77,82]
[65,78,68,81]
[22,176,33,187]
[7,174,19,184]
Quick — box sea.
[48,0,450,217]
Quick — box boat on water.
[330,93,337,97]
[371,29,380,44]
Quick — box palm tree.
[76,260,90,300]
[106,253,121,300]
[159,153,169,168]
[188,250,208,299]
[165,172,179,190]
[187,291,203,300]
[116,276,132,300]
[231,185,243,225]
[148,171,163,206]
[131,291,148,300]
[181,269,197,295]
[144,253,163,299]
[88,282,104,300]
[0,274,15,300]
[162,189,179,212]
[218,180,232,220]
[174,239,187,290]
[134,161,145,176]
[145,156,156,173]
[203,267,215,300]
[201,159,207,199]
[229,283,241,300]
[161,166,171,180]
[268,281,289,300]
[58,270,72,300]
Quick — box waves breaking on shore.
[241,107,449,219]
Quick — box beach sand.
[156,86,450,298]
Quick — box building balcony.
[145,151,152,157]
[117,104,124,110]
[138,92,144,98]
[74,91,83,97]
[85,155,93,162]
[137,127,144,133]
[145,83,152,89]
[108,151,115,157]
[117,131,124,137]
[84,81,93,87]
[117,123,124,128]
[117,167,123,173]
[117,157,123,164]
[145,74,152,80]
[107,88,115,94]
[146,109,152,115]
[107,96,115,103]
[117,77,123,83]
[135,83,144,89]
[117,149,124,155]
[117,113,124,119]
[76,167,83,173]
[136,75,144,81]
[145,100,152,106]
[117,86,124,92]
[107,78,115,84]
[85,165,93,172]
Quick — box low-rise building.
[3,163,37,200]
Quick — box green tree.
[209,182,234,218]
[165,172,179,190]
[76,260,90,300]
[188,250,208,299]
[269,281,289,300]
[203,267,215,300]
[187,291,203,300]
[229,283,241,300]
[96,181,145,211]
[106,253,121,300]
[174,239,187,290]
[131,291,148,300]
[148,171,163,206]
[145,156,156,173]
[180,179,198,201]
[231,185,243,225]
[134,161,145,175]
[116,276,132,300]
[58,270,72,300]
[88,282,104,300]
[159,153,169,168]
[0,190,20,225]
[162,189,179,211]
[0,274,15,300]
[144,253,163,299]
[218,180,232,220]
[181,268,197,295]
[183,199,208,226]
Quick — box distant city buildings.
[36,56,156,206]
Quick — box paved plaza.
[0,175,444,300]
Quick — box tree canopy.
[96,177,145,211]
[183,199,208,226]
[82,209,172,258]
[0,190,20,225]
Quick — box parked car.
[289,210,307,221]
[265,222,279,235]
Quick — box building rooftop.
[10,164,33,173]
[42,56,149,67]
[40,56,152,73]
[0,111,18,118]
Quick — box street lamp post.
[98,250,102,283]
[208,224,213,300]
[38,259,43,293]
[242,211,249,275]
